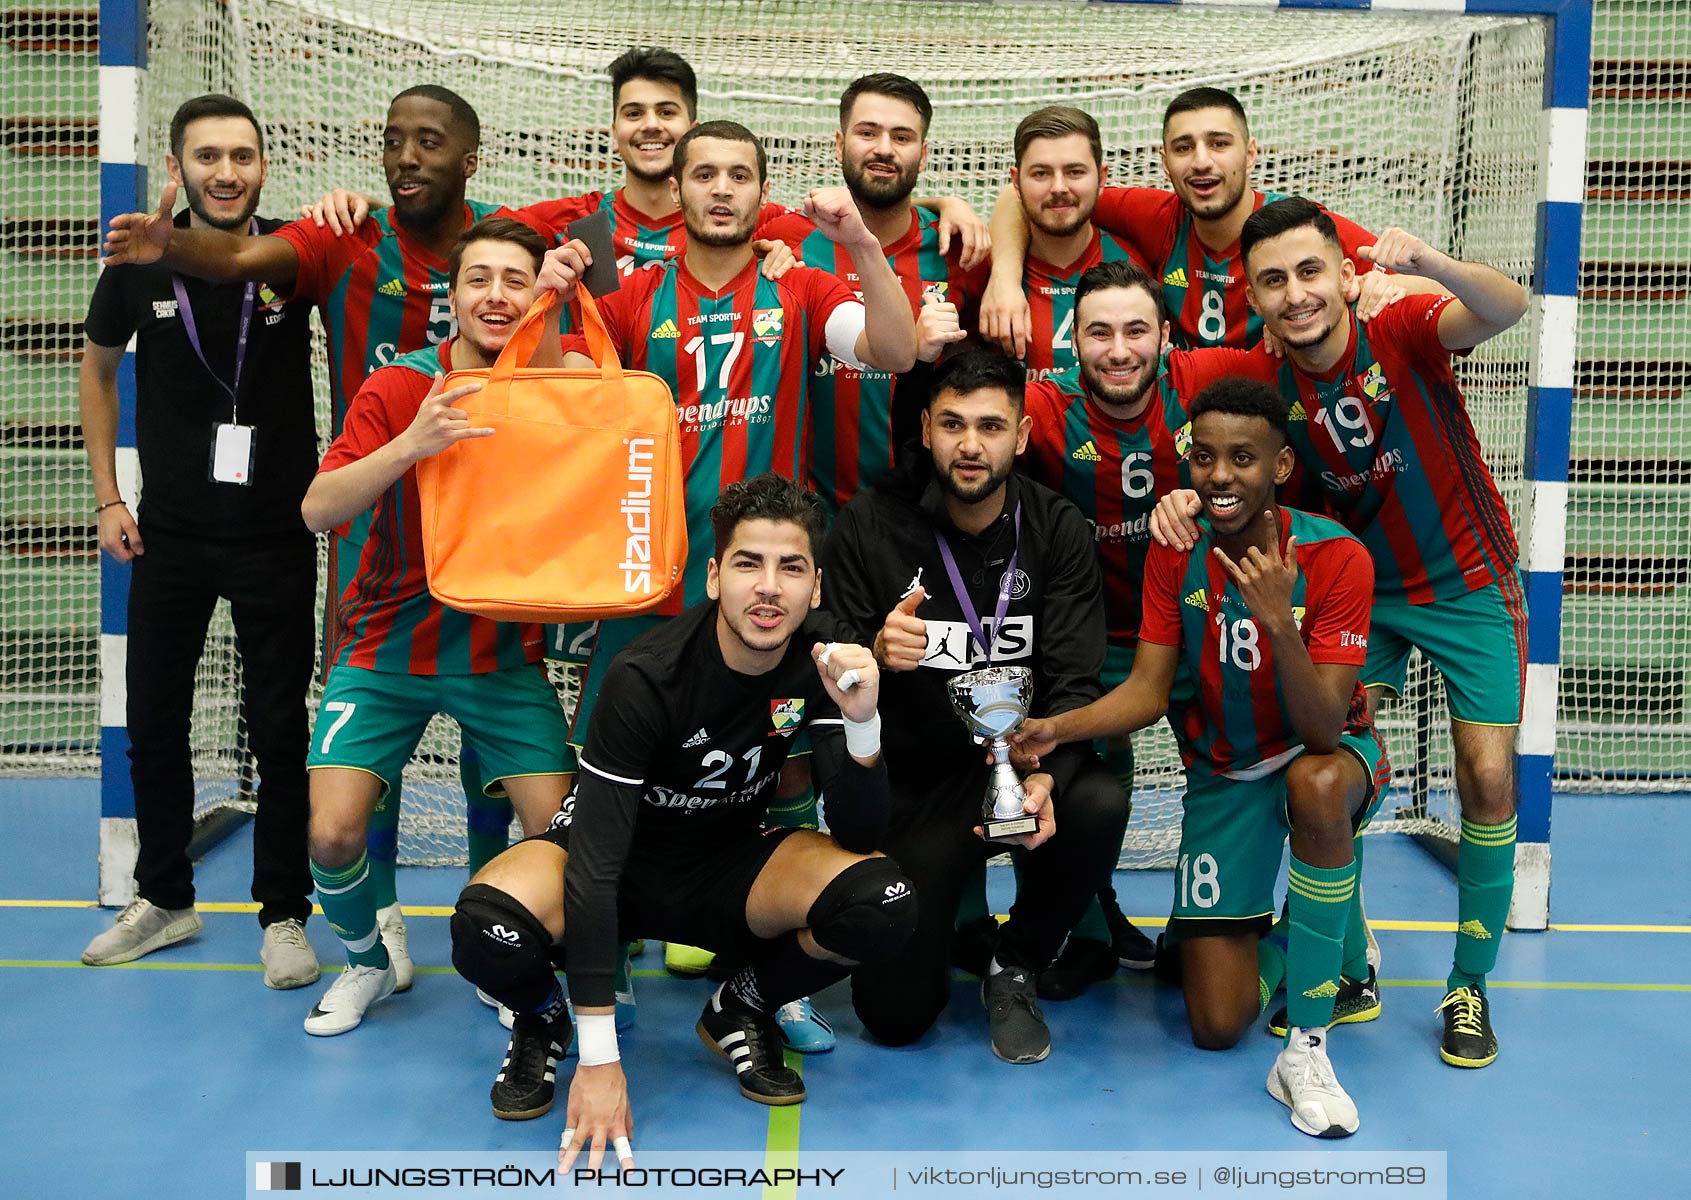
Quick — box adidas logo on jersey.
[1163,267,1188,288]
[1458,919,1493,940]
[1183,588,1209,611]
[651,318,680,339]
[377,278,406,297]
[683,727,710,748]
[1287,400,1308,422]
[1070,440,1102,463]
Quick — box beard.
[1181,175,1247,220]
[389,181,458,231]
[1080,359,1159,413]
[622,153,673,186]
[842,154,919,212]
[722,605,794,656]
[1276,308,1343,352]
[182,177,260,231]
[1027,198,1094,240]
[683,204,758,248]
[936,455,1013,505]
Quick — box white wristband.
[576,1013,620,1066]
[843,711,881,759]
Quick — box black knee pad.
[807,857,918,964]
[451,884,563,1017]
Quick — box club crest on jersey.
[770,698,804,736]
[922,281,949,301]
[752,307,784,346]
[377,278,406,297]
[1174,422,1193,458]
[1292,605,1306,629]
[1359,362,1391,402]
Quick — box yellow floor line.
[4,959,1686,993]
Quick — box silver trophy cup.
[946,666,1039,842]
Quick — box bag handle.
[486,287,625,390]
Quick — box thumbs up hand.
[916,290,966,363]
[874,585,928,672]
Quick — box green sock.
[1257,913,1289,1013]
[767,784,817,831]
[1342,835,1370,980]
[1285,855,1356,1035]
[955,861,991,927]
[311,851,390,969]
[1449,814,1517,993]
[465,761,513,875]
[366,788,399,912]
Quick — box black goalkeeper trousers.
[850,755,1128,1046]
[126,525,316,925]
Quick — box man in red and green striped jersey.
[506,51,981,674]
[514,49,985,289]
[984,87,1411,354]
[750,73,979,1024]
[979,107,1148,382]
[540,121,915,1036]
[1013,260,1257,997]
[1016,377,1388,1139]
[540,121,915,744]
[758,73,979,516]
[1156,197,1530,1069]
[293,218,572,1038]
[103,85,560,972]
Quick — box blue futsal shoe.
[775,996,835,1053]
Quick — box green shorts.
[1169,730,1390,936]
[308,663,572,797]
[1364,573,1528,727]
[543,620,601,666]
[569,613,668,749]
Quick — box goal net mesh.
[14,0,1557,868]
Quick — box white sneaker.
[261,918,321,989]
[81,898,203,966]
[476,987,516,1030]
[376,903,413,992]
[304,962,397,1036]
[1267,1027,1359,1138]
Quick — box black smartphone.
[565,209,621,298]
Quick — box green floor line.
[762,1049,803,1200]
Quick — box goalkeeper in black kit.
[449,473,916,1173]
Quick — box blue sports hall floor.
[1,781,1685,1198]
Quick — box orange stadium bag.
[415,288,686,622]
